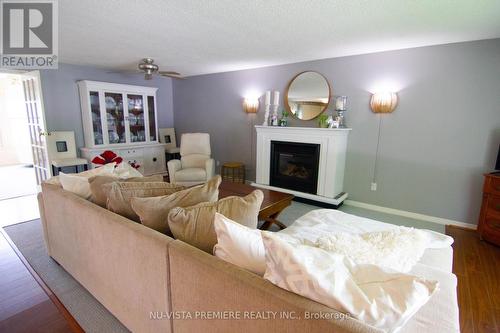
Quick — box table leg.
[259,211,287,231]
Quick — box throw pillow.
[213,213,266,275]
[113,162,143,179]
[167,190,263,253]
[105,182,185,221]
[89,174,163,207]
[58,163,116,199]
[213,213,300,276]
[262,233,438,332]
[131,175,221,234]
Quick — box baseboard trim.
[344,200,477,230]
[251,183,348,206]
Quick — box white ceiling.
[60,0,500,77]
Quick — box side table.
[221,162,245,183]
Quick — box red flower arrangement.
[92,150,123,166]
[91,150,141,170]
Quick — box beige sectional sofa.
[39,182,380,333]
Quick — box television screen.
[496,144,500,170]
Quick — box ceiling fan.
[112,58,183,80]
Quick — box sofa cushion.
[105,182,185,221]
[167,190,263,253]
[89,174,164,207]
[181,155,209,169]
[180,133,211,156]
[131,175,221,235]
[58,163,116,199]
[174,167,207,182]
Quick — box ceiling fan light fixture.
[133,58,182,80]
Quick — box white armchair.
[167,133,216,186]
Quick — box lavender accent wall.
[39,63,174,149]
[173,39,500,224]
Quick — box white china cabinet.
[78,80,166,176]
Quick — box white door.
[21,71,51,186]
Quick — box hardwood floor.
[447,225,500,333]
[0,229,83,333]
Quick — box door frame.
[20,70,52,186]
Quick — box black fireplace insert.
[270,141,320,194]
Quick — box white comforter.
[281,209,453,249]
[277,209,460,333]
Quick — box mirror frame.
[284,71,332,121]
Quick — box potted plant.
[318,114,329,128]
[279,109,289,127]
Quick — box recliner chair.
[167,133,216,186]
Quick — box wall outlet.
[371,182,377,191]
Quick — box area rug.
[3,219,130,333]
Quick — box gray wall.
[173,39,500,225]
[39,63,174,149]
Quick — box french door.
[21,71,50,186]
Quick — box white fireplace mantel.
[252,126,351,205]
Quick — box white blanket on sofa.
[275,209,459,333]
[316,227,431,273]
[281,209,454,250]
[263,233,440,332]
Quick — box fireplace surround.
[253,126,350,205]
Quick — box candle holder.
[262,91,271,126]
[271,104,279,126]
[262,104,271,126]
[336,110,346,128]
[334,96,348,128]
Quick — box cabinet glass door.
[147,96,157,141]
[89,91,104,145]
[127,94,146,143]
[105,92,126,144]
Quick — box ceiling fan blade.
[106,69,140,74]
[158,71,181,76]
[161,74,185,79]
[159,72,184,79]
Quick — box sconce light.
[370,92,398,113]
[243,98,259,113]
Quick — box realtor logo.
[1,0,58,68]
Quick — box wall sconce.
[243,98,259,113]
[369,91,398,193]
[370,92,398,113]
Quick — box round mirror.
[285,71,331,120]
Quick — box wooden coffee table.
[219,181,294,230]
